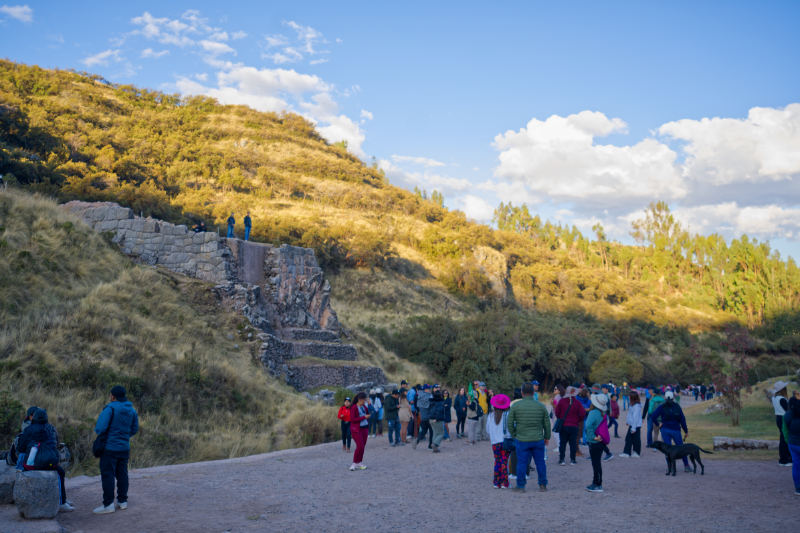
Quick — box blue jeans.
[789,443,800,491]
[660,427,689,466]
[646,416,655,446]
[622,396,629,410]
[244,226,251,241]
[515,440,547,488]
[227,225,234,238]
[387,419,401,444]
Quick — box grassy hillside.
[1,60,799,395]
[0,189,338,474]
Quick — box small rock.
[0,462,15,504]
[13,470,60,519]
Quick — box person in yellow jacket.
[475,381,490,440]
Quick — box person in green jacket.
[645,387,665,447]
[508,383,551,493]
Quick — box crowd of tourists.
[338,378,800,496]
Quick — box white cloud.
[493,111,685,208]
[0,4,32,22]
[131,11,204,47]
[671,203,800,241]
[456,195,495,222]
[360,109,373,121]
[263,21,329,65]
[379,159,472,193]
[231,30,248,40]
[209,31,228,41]
[659,103,800,185]
[391,155,445,168]
[199,39,235,56]
[141,48,169,59]
[82,49,123,67]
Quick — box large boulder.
[13,470,59,519]
[0,462,15,504]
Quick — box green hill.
[1,60,800,432]
[0,189,339,473]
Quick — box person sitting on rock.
[17,408,74,512]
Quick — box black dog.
[652,441,713,476]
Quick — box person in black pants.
[93,385,139,514]
[555,386,586,465]
[621,391,643,457]
[454,387,468,438]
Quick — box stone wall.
[63,200,386,391]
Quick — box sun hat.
[590,393,608,411]
[490,394,511,410]
[772,381,789,394]
[564,386,578,398]
[591,383,602,393]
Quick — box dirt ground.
[0,423,786,533]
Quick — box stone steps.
[285,363,387,392]
[283,328,340,342]
[290,341,357,361]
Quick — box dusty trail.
[37,424,796,533]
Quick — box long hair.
[630,391,640,405]
[493,408,505,425]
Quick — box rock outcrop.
[0,462,15,504]
[13,470,59,519]
[63,201,386,391]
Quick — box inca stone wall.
[63,201,386,391]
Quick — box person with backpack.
[555,386,586,465]
[338,397,352,452]
[650,390,691,473]
[465,392,482,444]
[644,387,665,448]
[17,408,74,512]
[429,389,446,453]
[486,394,512,488]
[93,385,139,514]
[413,384,433,449]
[585,393,610,493]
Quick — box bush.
[0,390,23,447]
[589,348,644,385]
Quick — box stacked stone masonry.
[63,201,386,391]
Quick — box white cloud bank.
[0,4,32,22]
[485,104,800,248]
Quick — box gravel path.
[31,430,796,533]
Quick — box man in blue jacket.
[93,385,139,514]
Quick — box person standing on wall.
[226,212,235,238]
[93,385,139,514]
[244,212,252,241]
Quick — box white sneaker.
[117,501,128,510]
[59,503,75,512]
[509,474,517,480]
[358,463,367,470]
[619,453,630,457]
[632,452,640,457]
[349,463,357,471]
[93,504,115,514]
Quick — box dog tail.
[698,447,713,454]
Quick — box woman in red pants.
[349,392,371,471]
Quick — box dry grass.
[0,189,338,474]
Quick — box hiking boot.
[117,501,128,510]
[538,484,547,492]
[603,453,614,461]
[59,503,75,513]
[93,504,115,514]
[511,487,526,493]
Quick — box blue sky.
[2,1,799,259]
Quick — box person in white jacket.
[486,394,512,488]
[620,391,643,457]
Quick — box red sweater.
[555,397,586,427]
[349,403,368,430]
[337,405,350,422]
[609,399,620,419]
